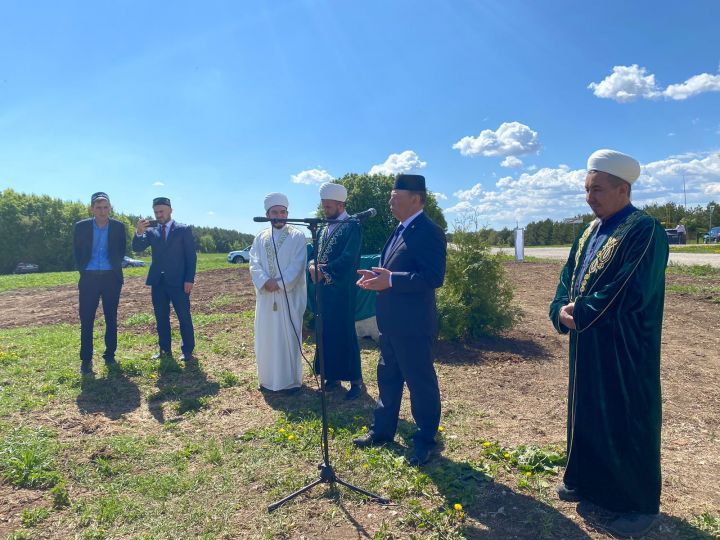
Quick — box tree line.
[448,201,719,247]
[0,189,254,274]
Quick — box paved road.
[493,247,720,267]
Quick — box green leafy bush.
[438,227,518,340]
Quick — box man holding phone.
[133,197,197,362]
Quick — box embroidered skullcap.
[264,192,289,212]
[394,174,426,191]
[319,182,347,202]
[91,192,110,204]
[587,149,641,184]
[153,197,171,207]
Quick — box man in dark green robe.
[309,182,364,400]
[549,149,668,538]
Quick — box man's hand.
[308,264,326,284]
[136,219,150,235]
[560,302,576,330]
[263,278,281,292]
[356,267,391,291]
[184,282,194,295]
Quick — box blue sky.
[2,0,719,234]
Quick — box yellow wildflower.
[453,503,463,511]
[288,434,295,441]
[438,426,445,432]
[482,441,492,447]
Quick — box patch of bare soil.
[0,267,256,330]
[1,263,718,539]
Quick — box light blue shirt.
[86,218,112,271]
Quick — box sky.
[1,0,720,235]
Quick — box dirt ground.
[0,263,718,538]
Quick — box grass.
[1,274,716,539]
[670,243,720,254]
[0,253,233,293]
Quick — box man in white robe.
[249,193,308,392]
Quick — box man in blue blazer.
[355,174,447,466]
[132,197,197,361]
[73,192,127,375]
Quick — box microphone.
[253,217,287,223]
[350,208,377,221]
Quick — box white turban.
[319,182,347,202]
[587,149,641,184]
[264,192,289,212]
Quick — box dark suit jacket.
[73,218,126,283]
[132,222,197,287]
[376,212,447,337]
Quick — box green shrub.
[438,228,518,340]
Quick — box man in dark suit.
[132,197,197,361]
[73,192,127,375]
[354,174,447,466]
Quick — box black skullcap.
[91,192,110,203]
[153,197,171,207]
[393,174,426,191]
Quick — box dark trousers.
[78,271,122,363]
[371,333,441,447]
[151,276,195,355]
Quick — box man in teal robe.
[309,182,364,400]
[549,149,668,538]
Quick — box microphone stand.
[265,216,389,512]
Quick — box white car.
[228,246,251,264]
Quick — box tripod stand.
[265,216,389,512]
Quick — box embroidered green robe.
[311,218,362,381]
[549,208,668,514]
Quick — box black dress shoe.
[408,445,434,467]
[324,380,342,391]
[353,432,392,448]
[344,383,365,401]
[179,352,195,362]
[151,350,172,360]
[557,483,582,502]
[601,512,658,538]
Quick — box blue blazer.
[73,218,126,283]
[132,222,197,287]
[375,212,447,337]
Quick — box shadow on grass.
[76,368,141,420]
[421,455,592,539]
[434,334,552,366]
[148,355,220,423]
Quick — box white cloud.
[369,150,426,176]
[291,168,334,185]
[664,74,720,100]
[444,151,720,229]
[589,65,720,102]
[452,122,540,158]
[501,156,523,168]
[453,183,483,201]
[208,211,215,216]
[153,181,165,186]
[526,164,538,172]
[432,192,447,201]
[588,64,661,102]
[667,133,676,137]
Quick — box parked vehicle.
[228,246,251,264]
[665,228,679,245]
[703,226,720,244]
[13,262,40,274]
[121,255,145,268]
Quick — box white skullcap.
[264,192,289,212]
[587,149,641,184]
[319,182,347,202]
